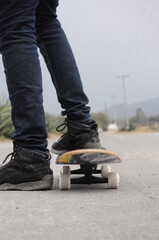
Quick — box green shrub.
[45,113,65,133]
[0,100,14,137]
[91,112,109,130]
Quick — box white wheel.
[101,165,111,178]
[59,172,71,190]
[108,172,119,189]
[62,166,70,175]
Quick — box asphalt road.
[0,132,159,240]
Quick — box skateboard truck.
[70,165,108,185]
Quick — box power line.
[122,0,149,73]
[111,95,118,125]
[128,0,157,74]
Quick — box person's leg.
[0,0,53,190]
[35,0,101,153]
[0,0,49,155]
[35,0,91,123]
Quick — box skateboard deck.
[56,149,121,190]
[56,149,121,165]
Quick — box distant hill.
[107,97,159,119]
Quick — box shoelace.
[56,120,67,132]
[47,154,52,161]
[0,147,19,167]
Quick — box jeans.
[0,0,91,155]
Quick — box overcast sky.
[1,0,159,114]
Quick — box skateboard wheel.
[108,172,119,189]
[59,172,71,190]
[62,166,71,175]
[101,165,111,178]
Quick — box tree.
[130,108,148,126]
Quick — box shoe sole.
[0,175,53,191]
[51,143,102,155]
[51,148,68,155]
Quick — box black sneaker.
[0,146,53,191]
[51,119,101,154]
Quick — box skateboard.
[56,149,121,190]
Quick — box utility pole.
[104,102,108,115]
[117,75,130,130]
[111,95,117,126]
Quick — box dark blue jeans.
[0,0,91,155]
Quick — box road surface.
[0,132,159,240]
